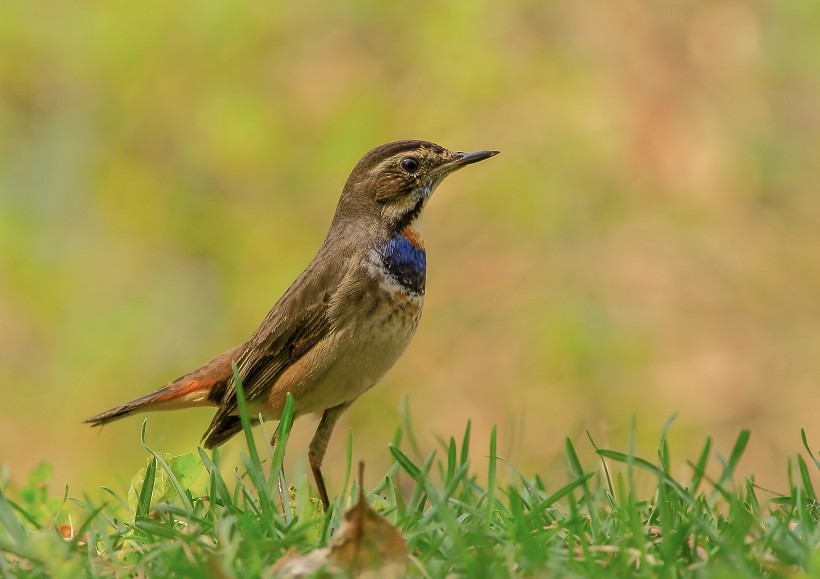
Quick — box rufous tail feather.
[84,344,244,427]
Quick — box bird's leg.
[269,424,287,517]
[308,402,353,512]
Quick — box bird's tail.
[84,344,244,428]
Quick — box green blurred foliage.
[127,452,201,519]
[1,0,819,495]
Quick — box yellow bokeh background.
[1,1,819,497]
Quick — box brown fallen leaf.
[271,463,408,578]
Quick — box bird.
[84,140,499,510]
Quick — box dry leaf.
[272,463,408,578]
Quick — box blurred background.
[1,0,819,498]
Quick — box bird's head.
[333,140,499,235]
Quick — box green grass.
[1,385,818,578]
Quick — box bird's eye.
[400,157,420,174]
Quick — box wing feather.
[201,250,352,448]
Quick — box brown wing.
[201,250,348,448]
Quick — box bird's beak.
[439,149,500,174]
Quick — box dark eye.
[400,157,420,174]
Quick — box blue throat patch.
[380,233,426,294]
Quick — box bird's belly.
[310,300,422,410]
[264,290,423,417]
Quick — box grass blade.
[486,425,498,523]
[135,456,157,521]
[688,437,711,494]
[389,444,422,481]
[658,412,678,473]
[231,362,280,530]
[401,395,422,459]
[565,437,597,526]
[232,362,262,474]
[722,429,751,483]
[139,421,194,512]
[796,455,816,501]
[0,489,26,544]
[800,428,820,471]
[461,420,472,467]
[531,472,595,516]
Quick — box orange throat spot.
[401,225,424,249]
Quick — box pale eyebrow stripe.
[368,154,407,177]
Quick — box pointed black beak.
[454,149,500,166]
[440,149,500,174]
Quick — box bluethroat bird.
[85,140,499,509]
